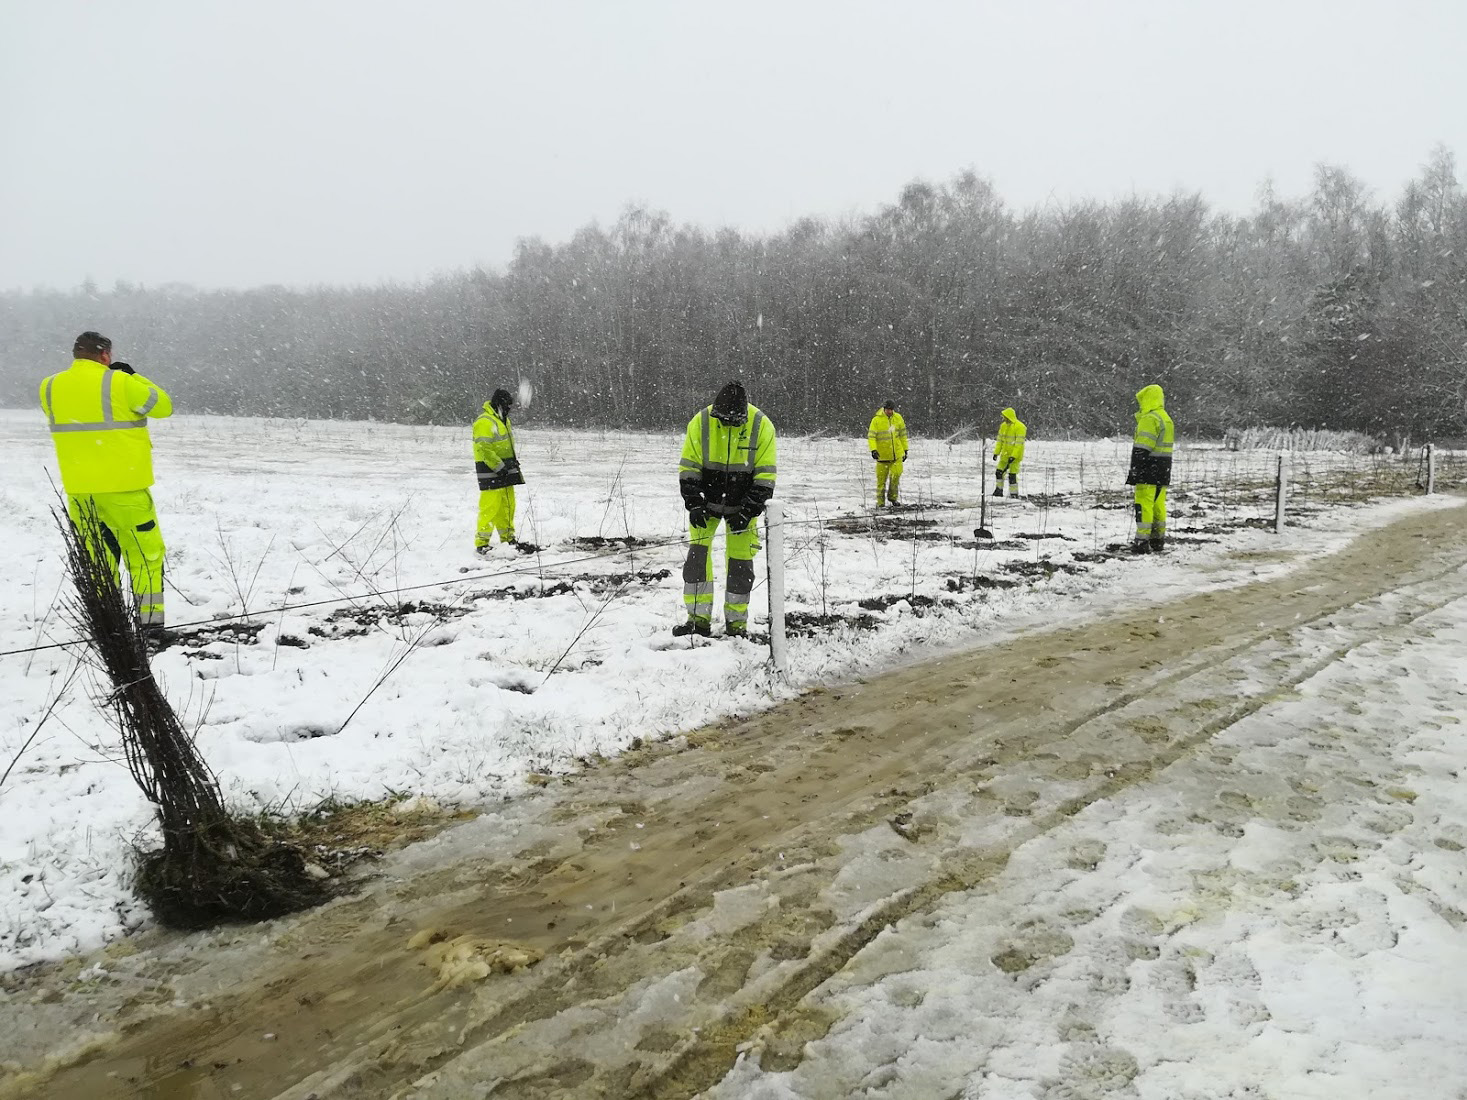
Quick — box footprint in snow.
[1041,1044,1140,1099]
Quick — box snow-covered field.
[0,407,1449,979]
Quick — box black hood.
[711,381,748,425]
[490,388,514,418]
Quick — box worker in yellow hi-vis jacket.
[472,388,525,553]
[1125,383,1175,553]
[675,381,778,638]
[867,400,908,508]
[39,331,173,634]
[993,406,1027,497]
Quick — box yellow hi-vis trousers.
[67,490,166,628]
[1133,484,1168,541]
[995,459,1022,495]
[875,459,904,507]
[475,487,516,547]
[682,515,760,631]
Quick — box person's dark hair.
[711,381,748,425]
[74,331,112,359]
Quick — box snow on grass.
[0,409,1452,971]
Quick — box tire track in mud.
[10,502,1467,1100]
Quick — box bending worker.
[40,331,173,634]
[993,406,1026,497]
[1125,383,1175,553]
[473,387,524,553]
[867,399,908,508]
[675,381,778,638]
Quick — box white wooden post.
[1274,453,1288,534]
[765,500,787,674]
[1426,443,1436,495]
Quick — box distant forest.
[3,149,1464,441]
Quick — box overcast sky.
[2,0,1462,292]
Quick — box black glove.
[111,361,135,375]
[731,509,756,531]
[871,450,880,460]
[688,506,711,529]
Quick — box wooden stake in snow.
[1274,453,1289,534]
[765,500,787,674]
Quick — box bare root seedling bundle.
[57,504,337,929]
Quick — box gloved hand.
[111,361,135,375]
[688,506,711,529]
[871,450,880,460]
[731,508,757,531]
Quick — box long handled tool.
[974,435,994,539]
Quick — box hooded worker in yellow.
[993,406,1026,497]
[39,331,173,632]
[1125,383,1175,552]
[867,400,908,508]
[675,381,777,637]
[473,388,524,553]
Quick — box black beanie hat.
[711,381,747,424]
[490,388,514,417]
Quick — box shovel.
[973,435,994,540]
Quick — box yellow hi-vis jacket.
[39,359,173,495]
[1126,384,1175,486]
[994,407,1026,466]
[867,409,908,462]
[679,403,778,518]
[472,402,523,490]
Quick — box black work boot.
[1149,536,1165,553]
[672,619,711,637]
[992,486,1005,497]
[1129,539,1153,554]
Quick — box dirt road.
[6,501,1467,1100]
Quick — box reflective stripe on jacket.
[1126,384,1175,487]
[39,359,172,494]
[866,410,908,463]
[679,403,778,516]
[994,407,1026,465]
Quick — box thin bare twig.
[0,660,82,791]
[541,581,632,686]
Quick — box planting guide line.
[1,463,1420,662]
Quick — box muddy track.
[7,502,1467,1100]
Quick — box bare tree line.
[2,149,1464,440]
